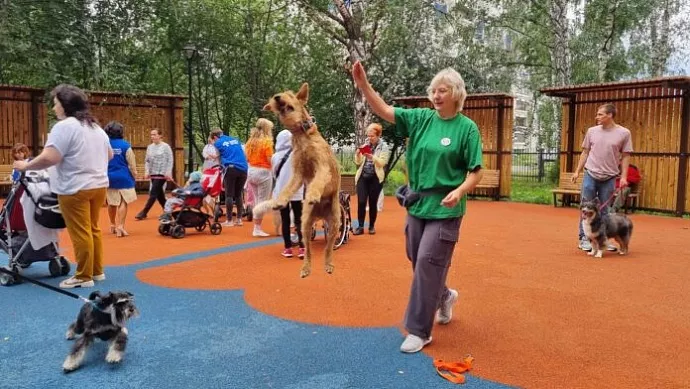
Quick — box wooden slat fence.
[0,85,186,187]
[392,94,514,198]
[541,77,690,216]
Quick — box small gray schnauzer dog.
[63,291,139,372]
[580,198,634,258]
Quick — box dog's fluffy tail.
[253,200,274,220]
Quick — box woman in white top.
[14,84,113,289]
[202,133,220,169]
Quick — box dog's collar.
[295,115,315,132]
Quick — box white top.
[271,130,304,202]
[44,117,111,195]
[202,143,220,169]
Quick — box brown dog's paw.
[324,263,334,274]
[300,268,311,278]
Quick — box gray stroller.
[0,172,69,286]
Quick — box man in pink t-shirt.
[571,103,633,251]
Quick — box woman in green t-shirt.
[352,60,484,354]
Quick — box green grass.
[510,179,555,205]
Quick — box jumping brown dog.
[261,83,341,278]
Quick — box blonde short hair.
[426,68,467,113]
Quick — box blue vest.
[108,139,135,189]
[214,135,248,172]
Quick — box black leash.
[0,267,91,303]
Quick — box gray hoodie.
[271,130,304,201]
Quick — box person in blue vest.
[104,121,138,237]
[209,128,248,227]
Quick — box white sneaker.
[93,274,106,281]
[578,238,592,251]
[436,289,459,324]
[252,227,270,237]
[59,277,94,289]
[222,220,234,227]
[400,334,432,353]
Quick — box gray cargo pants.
[404,214,462,339]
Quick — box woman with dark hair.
[14,84,113,289]
[104,121,137,237]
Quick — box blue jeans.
[578,171,616,240]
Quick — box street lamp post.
[183,44,198,177]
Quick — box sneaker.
[281,248,293,258]
[93,274,106,281]
[607,244,618,252]
[253,228,270,237]
[235,219,243,227]
[368,227,376,235]
[352,227,364,235]
[59,277,94,289]
[400,334,432,353]
[134,213,146,221]
[222,220,235,227]
[578,238,592,251]
[436,289,459,324]
[297,248,305,259]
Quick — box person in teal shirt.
[352,60,483,354]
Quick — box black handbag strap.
[275,149,292,180]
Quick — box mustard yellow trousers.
[57,187,107,281]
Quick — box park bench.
[470,169,500,200]
[552,172,582,207]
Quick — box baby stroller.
[0,172,69,286]
[158,167,223,239]
[310,191,353,250]
[212,165,254,223]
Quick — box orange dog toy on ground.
[433,355,474,384]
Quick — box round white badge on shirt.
[441,137,451,146]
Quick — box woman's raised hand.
[352,61,369,90]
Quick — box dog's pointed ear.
[593,197,600,205]
[88,291,102,301]
[296,83,309,103]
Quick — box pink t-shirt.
[582,124,633,181]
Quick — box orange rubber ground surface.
[59,197,690,388]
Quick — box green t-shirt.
[394,107,483,219]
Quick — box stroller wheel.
[59,256,70,276]
[210,222,222,235]
[49,259,62,277]
[0,267,15,286]
[195,223,207,232]
[171,225,185,239]
[158,224,171,236]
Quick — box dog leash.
[433,355,474,384]
[598,187,624,212]
[0,267,92,304]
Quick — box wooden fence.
[391,93,514,198]
[541,77,690,216]
[0,85,186,186]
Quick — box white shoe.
[400,334,432,353]
[222,220,234,227]
[436,289,459,324]
[59,277,94,289]
[252,228,270,237]
[93,274,106,281]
